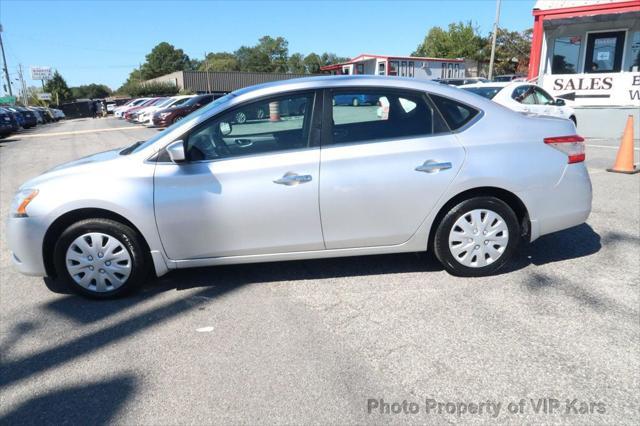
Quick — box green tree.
[413,21,486,60]
[43,71,72,104]
[234,36,289,72]
[71,83,112,99]
[140,42,193,79]
[303,53,322,74]
[488,28,532,75]
[287,53,306,74]
[198,52,240,72]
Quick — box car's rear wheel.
[433,197,520,277]
[53,218,148,299]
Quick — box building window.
[355,63,364,75]
[400,61,407,76]
[551,36,581,74]
[408,61,414,77]
[378,62,386,75]
[585,31,625,73]
[389,61,399,76]
[629,31,640,72]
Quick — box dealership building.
[528,0,640,137]
[145,70,307,96]
[320,53,466,80]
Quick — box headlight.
[11,188,39,217]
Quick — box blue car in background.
[0,107,19,138]
[333,93,379,107]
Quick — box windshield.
[156,97,176,108]
[169,97,191,107]
[462,86,502,100]
[129,93,235,154]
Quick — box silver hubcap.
[65,232,132,292]
[448,209,509,268]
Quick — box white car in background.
[52,109,65,120]
[113,98,150,118]
[136,95,194,125]
[461,82,577,125]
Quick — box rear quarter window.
[429,94,480,131]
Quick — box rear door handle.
[273,172,313,186]
[415,160,452,173]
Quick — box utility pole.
[0,24,13,96]
[17,64,28,105]
[488,0,502,80]
[204,51,212,94]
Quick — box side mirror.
[166,140,186,163]
[555,99,566,106]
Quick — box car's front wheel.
[53,218,148,299]
[433,197,520,276]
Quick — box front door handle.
[415,160,452,173]
[273,172,313,186]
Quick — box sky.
[0,0,536,92]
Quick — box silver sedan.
[7,76,592,298]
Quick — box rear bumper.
[524,163,592,242]
[6,215,48,276]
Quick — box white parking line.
[15,126,149,139]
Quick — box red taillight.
[544,135,585,164]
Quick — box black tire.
[172,116,183,124]
[433,197,520,277]
[53,218,149,299]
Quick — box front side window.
[585,31,625,73]
[330,90,447,144]
[185,93,314,161]
[429,94,479,130]
[512,85,537,105]
[534,87,555,105]
[551,36,581,74]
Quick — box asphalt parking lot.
[1,117,638,425]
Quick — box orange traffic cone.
[607,115,639,174]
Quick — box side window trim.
[169,89,320,163]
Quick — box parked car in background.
[435,77,489,86]
[52,108,66,120]
[8,107,37,129]
[7,76,592,298]
[493,74,526,82]
[461,82,577,124]
[27,107,44,124]
[136,96,194,125]
[151,94,216,127]
[124,98,163,121]
[35,107,55,123]
[0,107,19,137]
[333,93,379,106]
[114,98,150,118]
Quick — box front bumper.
[152,117,172,127]
[6,215,48,276]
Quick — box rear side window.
[429,94,479,130]
[330,90,448,145]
